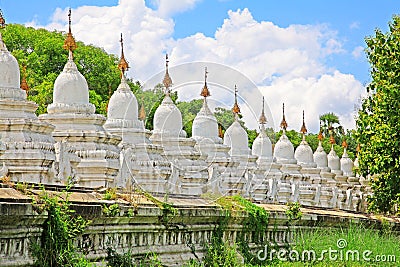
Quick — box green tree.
[319,112,344,140]
[1,24,121,115]
[176,99,203,137]
[355,15,400,214]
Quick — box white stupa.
[0,31,56,183]
[251,97,282,201]
[223,86,256,196]
[150,55,208,196]
[294,111,316,168]
[104,34,170,191]
[39,10,121,187]
[192,68,238,195]
[313,131,335,208]
[223,86,251,157]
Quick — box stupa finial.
[280,103,288,131]
[63,8,77,59]
[0,9,6,28]
[118,33,129,75]
[200,67,210,98]
[139,96,146,121]
[259,96,267,125]
[232,85,240,115]
[300,110,307,135]
[162,54,173,95]
[20,65,29,93]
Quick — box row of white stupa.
[0,17,371,212]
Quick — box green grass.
[186,223,400,267]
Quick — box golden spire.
[232,85,240,114]
[318,131,324,141]
[200,67,210,98]
[259,96,267,125]
[0,9,6,28]
[139,96,146,121]
[63,8,77,55]
[342,139,348,149]
[329,132,335,145]
[162,54,173,94]
[280,103,288,131]
[118,33,129,75]
[218,124,224,138]
[300,110,307,135]
[20,65,29,93]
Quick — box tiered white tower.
[313,132,335,207]
[0,33,56,183]
[294,111,318,205]
[104,35,170,192]
[273,104,299,202]
[150,56,208,196]
[39,10,121,187]
[192,68,239,195]
[251,97,282,201]
[223,86,257,196]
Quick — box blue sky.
[1,0,399,131]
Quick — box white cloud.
[156,0,202,17]
[352,46,364,59]
[29,3,364,132]
[350,21,360,30]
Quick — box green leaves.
[356,15,400,214]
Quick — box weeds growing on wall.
[106,247,163,267]
[30,184,92,267]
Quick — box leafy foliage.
[31,186,91,267]
[1,24,122,115]
[355,15,400,214]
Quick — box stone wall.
[0,186,397,267]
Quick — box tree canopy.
[356,15,400,214]
[1,24,123,115]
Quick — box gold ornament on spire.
[118,33,129,75]
[0,9,6,28]
[318,131,324,141]
[20,65,29,93]
[163,54,173,94]
[139,96,146,121]
[280,103,288,130]
[63,8,77,53]
[232,85,241,114]
[259,96,267,124]
[200,67,210,98]
[342,139,348,149]
[300,110,307,135]
[329,133,335,145]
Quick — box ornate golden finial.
[329,133,335,145]
[0,9,6,28]
[259,96,267,125]
[300,110,307,135]
[232,85,240,114]
[200,67,210,98]
[318,131,324,141]
[162,54,173,94]
[218,124,224,138]
[280,103,288,130]
[118,33,129,75]
[20,65,29,93]
[342,139,348,149]
[63,8,77,53]
[139,96,146,121]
